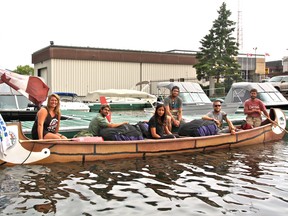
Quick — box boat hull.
[10,124,285,165]
[1,108,286,165]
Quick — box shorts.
[246,116,262,127]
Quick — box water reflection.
[1,141,288,215]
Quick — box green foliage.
[194,2,240,84]
[14,65,34,75]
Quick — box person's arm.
[225,118,236,134]
[164,125,172,135]
[202,113,220,127]
[37,108,47,139]
[55,111,61,133]
[107,122,128,128]
[177,107,183,122]
[260,102,270,119]
[150,127,161,138]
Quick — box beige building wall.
[34,59,196,96]
[255,58,265,75]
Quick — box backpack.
[178,119,218,137]
[135,121,149,138]
[73,129,94,138]
[99,124,144,141]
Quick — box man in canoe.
[164,85,183,132]
[88,105,128,136]
[244,88,270,127]
[202,100,236,135]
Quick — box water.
[1,140,288,216]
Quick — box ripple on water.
[1,142,288,215]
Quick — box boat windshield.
[0,95,31,109]
[258,92,287,102]
[179,92,211,103]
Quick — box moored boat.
[84,81,157,111]
[156,82,241,115]
[224,82,288,111]
[0,108,286,165]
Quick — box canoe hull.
[1,108,286,165]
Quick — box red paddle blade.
[99,96,111,122]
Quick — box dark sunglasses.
[214,105,221,107]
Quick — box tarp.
[0,67,49,106]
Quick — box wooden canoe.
[0,108,286,165]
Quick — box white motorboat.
[42,92,90,112]
[156,82,240,115]
[84,81,157,111]
[224,82,288,112]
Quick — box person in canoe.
[88,104,128,136]
[244,88,270,127]
[148,104,178,139]
[164,85,183,132]
[202,100,236,135]
[32,93,67,140]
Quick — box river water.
[1,138,288,215]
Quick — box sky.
[1,0,288,70]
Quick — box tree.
[14,65,34,75]
[194,2,240,84]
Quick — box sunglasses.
[214,105,221,107]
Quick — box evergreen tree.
[194,2,240,84]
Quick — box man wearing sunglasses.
[202,100,236,135]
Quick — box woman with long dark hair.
[148,104,176,139]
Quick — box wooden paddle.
[262,112,288,134]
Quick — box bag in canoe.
[178,119,218,137]
[99,124,144,141]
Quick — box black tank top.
[31,107,59,139]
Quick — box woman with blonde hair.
[32,93,67,140]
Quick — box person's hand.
[174,119,180,127]
[230,128,236,135]
[214,119,221,127]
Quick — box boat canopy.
[84,89,157,102]
[224,82,288,104]
[54,92,78,97]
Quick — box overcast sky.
[1,0,287,70]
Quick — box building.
[32,44,268,96]
[32,45,198,96]
[266,60,283,76]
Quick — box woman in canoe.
[148,103,178,139]
[32,93,67,140]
